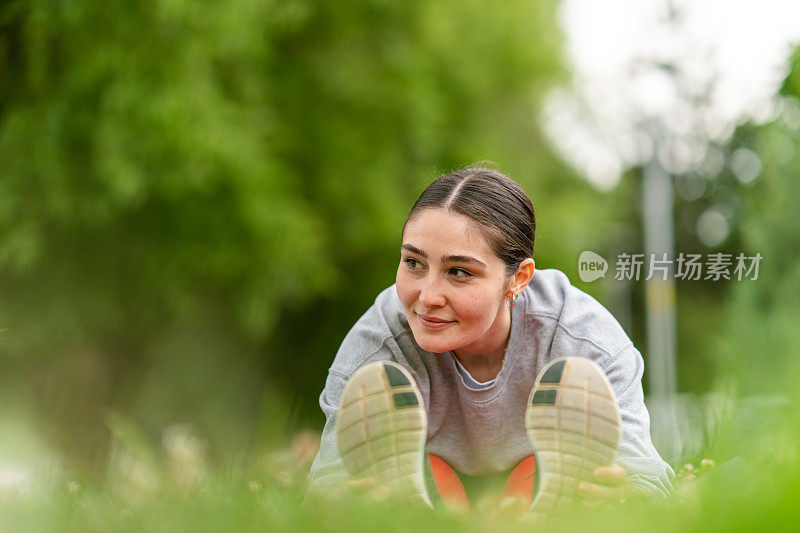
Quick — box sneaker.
[335,361,431,507]
[524,356,621,517]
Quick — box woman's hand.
[577,463,630,505]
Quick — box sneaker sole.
[335,361,430,506]
[525,356,621,516]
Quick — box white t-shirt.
[450,352,496,389]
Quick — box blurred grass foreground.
[0,406,799,532]
[2,0,800,530]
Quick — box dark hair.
[401,166,535,279]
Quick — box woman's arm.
[305,368,351,503]
[603,343,676,497]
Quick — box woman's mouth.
[418,314,455,329]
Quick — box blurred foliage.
[0,0,607,471]
[709,55,800,396]
[0,0,797,484]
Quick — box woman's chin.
[413,334,453,354]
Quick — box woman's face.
[396,208,512,354]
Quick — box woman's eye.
[450,268,472,278]
[402,259,470,278]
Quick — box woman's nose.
[419,275,446,308]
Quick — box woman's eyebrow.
[401,244,487,268]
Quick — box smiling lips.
[418,314,455,329]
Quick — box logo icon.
[578,251,608,282]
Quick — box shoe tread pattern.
[335,361,430,506]
[525,356,621,518]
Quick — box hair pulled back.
[402,166,535,278]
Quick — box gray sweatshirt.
[307,268,675,499]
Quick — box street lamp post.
[642,147,681,462]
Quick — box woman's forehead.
[403,210,494,258]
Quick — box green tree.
[1,0,596,470]
[712,49,800,394]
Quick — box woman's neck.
[451,304,512,383]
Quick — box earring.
[507,293,518,307]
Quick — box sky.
[542,0,800,191]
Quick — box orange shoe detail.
[502,455,536,509]
[427,455,469,511]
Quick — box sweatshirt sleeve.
[603,343,676,497]
[303,298,397,504]
[304,367,351,502]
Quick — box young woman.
[306,167,674,512]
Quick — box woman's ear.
[513,258,535,294]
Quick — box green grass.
[1,399,798,532]
[0,461,798,533]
